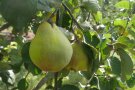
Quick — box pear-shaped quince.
[66,41,89,71]
[29,22,73,72]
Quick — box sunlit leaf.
[115,1,130,9]
[94,11,102,23]
[117,36,135,48]
[114,19,127,28]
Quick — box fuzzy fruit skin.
[29,22,73,72]
[66,42,89,71]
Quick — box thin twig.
[85,73,95,90]
[25,72,30,79]
[47,9,58,22]
[62,2,84,31]
[54,72,59,90]
[32,72,54,90]
[87,12,91,21]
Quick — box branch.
[32,72,54,90]
[85,73,95,89]
[54,72,59,90]
[0,23,10,31]
[47,9,58,23]
[62,2,84,31]
[87,12,91,21]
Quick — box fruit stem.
[47,9,58,26]
[54,72,58,90]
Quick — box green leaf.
[7,45,23,73]
[9,50,22,66]
[47,0,62,8]
[17,78,29,90]
[60,84,79,90]
[114,42,128,49]
[72,0,79,6]
[99,77,119,90]
[0,62,11,71]
[99,77,111,90]
[117,36,135,48]
[94,11,102,23]
[0,0,37,32]
[132,3,135,14]
[117,48,133,81]
[58,11,72,29]
[0,71,12,85]
[126,78,135,88]
[91,35,100,47]
[0,53,3,61]
[82,42,98,72]
[90,76,98,86]
[103,44,113,55]
[114,19,127,28]
[82,0,100,13]
[83,42,98,60]
[128,28,135,39]
[130,15,135,27]
[126,73,135,88]
[21,43,41,75]
[37,0,51,11]
[37,0,62,11]
[115,1,130,9]
[45,85,54,89]
[109,77,119,90]
[108,57,121,76]
[83,31,92,45]
[99,39,107,50]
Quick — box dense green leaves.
[126,73,135,88]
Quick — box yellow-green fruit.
[66,42,89,71]
[29,22,73,72]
